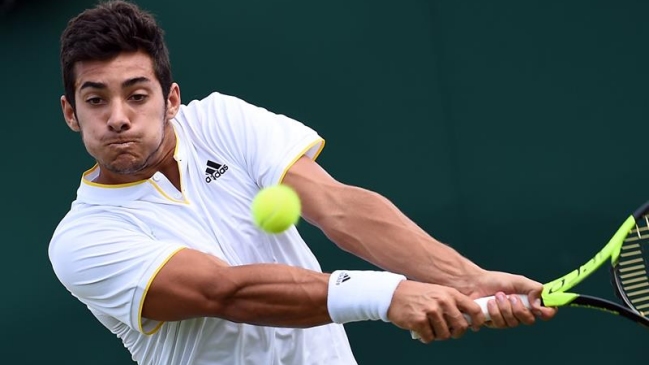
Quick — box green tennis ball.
[251,184,302,233]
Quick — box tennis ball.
[251,184,301,233]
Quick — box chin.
[104,158,148,175]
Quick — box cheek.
[76,121,104,154]
[79,129,102,158]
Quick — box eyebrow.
[79,77,152,91]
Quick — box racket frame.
[541,215,635,306]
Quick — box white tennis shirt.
[49,92,357,365]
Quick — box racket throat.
[541,292,579,307]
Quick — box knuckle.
[425,304,441,317]
[451,315,469,330]
[416,316,430,328]
[459,321,470,331]
[469,306,483,316]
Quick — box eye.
[86,97,104,106]
[130,94,148,102]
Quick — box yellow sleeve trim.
[138,247,187,335]
[278,137,325,183]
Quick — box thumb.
[527,293,558,320]
[506,274,545,308]
[508,274,543,295]
[512,277,558,320]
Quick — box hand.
[466,270,557,328]
[387,280,486,343]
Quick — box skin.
[61,50,556,345]
[61,51,181,188]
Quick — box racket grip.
[470,294,530,322]
[410,294,530,340]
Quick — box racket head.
[570,294,649,327]
[610,203,649,325]
[539,201,649,328]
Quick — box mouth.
[107,140,136,147]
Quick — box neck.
[156,142,181,190]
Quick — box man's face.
[61,51,178,175]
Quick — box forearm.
[212,264,331,328]
[315,185,484,290]
[143,248,333,328]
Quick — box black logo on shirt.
[205,160,229,183]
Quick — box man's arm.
[282,156,483,291]
[142,248,330,328]
[282,156,555,325]
[142,247,486,342]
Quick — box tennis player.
[48,1,555,364]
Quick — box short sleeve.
[178,92,325,188]
[48,213,186,335]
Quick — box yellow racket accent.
[541,215,636,307]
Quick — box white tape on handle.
[410,294,530,340]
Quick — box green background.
[3,0,648,363]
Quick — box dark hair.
[60,0,172,110]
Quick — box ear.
[165,83,181,120]
[61,95,80,132]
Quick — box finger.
[412,325,435,344]
[537,306,558,321]
[454,292,485,331]
[486,298,506,328]
[410,312,436,344]
[428,311,451,341]
[528,296,559,320]
[406,313,436,344]
[495,292,519,327]
[445,311,470,339]
[509,294,535,325]
[510,274,543,295]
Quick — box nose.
[107,100,131,132]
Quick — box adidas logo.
[335,272,351,285]
[205,160,229,183]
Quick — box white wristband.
[327,270,406,324]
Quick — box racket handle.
[410,294,530,340]
[470,294,530,322]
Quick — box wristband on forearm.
[327,270,407,324]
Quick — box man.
[48,1,555,364]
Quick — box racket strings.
[616,216,649,315]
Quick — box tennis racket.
[412,200,649,339]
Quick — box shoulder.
[173,91,281,148]
[48,208,146,273]
[48,207,171,296]
[173,91,249,134]
[178,91,258,116]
